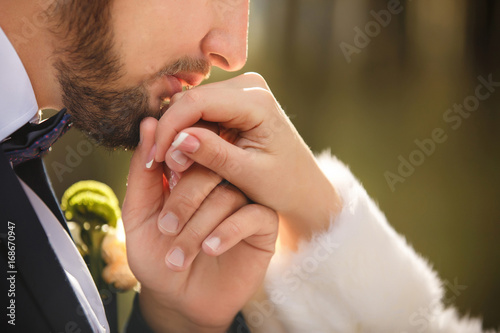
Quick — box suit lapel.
[14,157,70,234]
[0,148,93,332]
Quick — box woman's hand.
[154,73,342,245]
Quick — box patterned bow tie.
[1,109,72,167]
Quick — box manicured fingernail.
[159,212,179,234]
[171,150,189,166]
[172,132,189,148]
[167,248,184,267]
[146,144,156,169]
[172,132,200,153]
[204,236,221,252]
[168,171,181,191]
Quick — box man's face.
[52,0,249,149]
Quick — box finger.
[157,163,222,235]
[167,149,195,174]
[168,72,269,105]
[163,120,219,174]
[164,184,248,271]
[167,169,182,191]
[122,117,166,233]
[154,75,274,163]
[165,127,261,192]
[202,204,278,257]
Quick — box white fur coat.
[243,153,496,333]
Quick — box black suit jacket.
[0,149,250,333]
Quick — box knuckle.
[206,169,222,183]
[256,126,274,145]
[211,184,247,206]
[251,204,278,223]
[254,88,276,106]
[211,185,232,202]
[260,207,279,231]
[244,72,268,88]
[244,87,276,114]
[263,207,279,225]
[175,189,204,217]
[182,224,204,243]
[169,90,201,110]
[182,89,200,104]
[207,144,229,170]
[226,218,243,238]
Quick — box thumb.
[122,117,166,232]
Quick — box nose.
[201,0,249,72]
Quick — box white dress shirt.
[0,26,39,141]
[0,26,109,332]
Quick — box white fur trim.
[245,152,495,333]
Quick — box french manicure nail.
[159,212,179,234]
[146,144,156,169]
[172,132,189,148]
[172,132,200,153]
[171,150,189,166]
[167,248,184,267]
[204,236,221,252]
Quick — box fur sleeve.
[243,152,493,333]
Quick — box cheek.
[111,1,211,84]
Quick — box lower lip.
[157,76,182,112]
[163,75,183,98]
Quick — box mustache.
[155,56,212,81]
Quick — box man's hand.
[122,117,278,332]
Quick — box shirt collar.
[0,26,39,142]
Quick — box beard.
[55,57,210,150]
[55,60,152,150]
[49,1,210,150]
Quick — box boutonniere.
[61,180,138,293]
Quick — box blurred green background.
[45,0,500,329]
